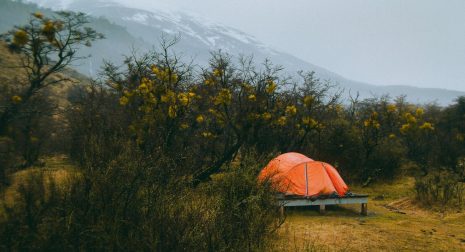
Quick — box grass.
[2,155,79,207]
[275,176,465,251]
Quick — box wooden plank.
[361,203,368,216]
[279,196,368,207]
[319,204,326,214]
[277,193,369,200]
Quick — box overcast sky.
[67,0,465,91]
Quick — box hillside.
[2,0,464,105]
[0,41,90,129]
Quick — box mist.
[30,0,465,91]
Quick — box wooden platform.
[278,193,369,215]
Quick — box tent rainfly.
[259,152,349,197]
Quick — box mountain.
[2,0,464,105]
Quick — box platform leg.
[280,205,284,217]
[361,203,367,216]
[319,204,326,214]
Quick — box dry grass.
[2,155,80,207]
[275,177,465,251]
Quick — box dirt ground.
[275,177,465,251]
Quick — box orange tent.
[259,152,348,197]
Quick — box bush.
[414,170,465,210]
[0,147,282,251]
[0,137,15,185]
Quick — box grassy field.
[2,157,465,251]
[275,177,465,251]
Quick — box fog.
[34,0,465,91]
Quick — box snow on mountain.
[19,0,465,104]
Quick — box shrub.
[414,170,465,210]
[0,147,282,251]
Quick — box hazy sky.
[68,0,465,91]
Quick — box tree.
[0,11,103,135]
[0,11,103,168]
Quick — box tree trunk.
[193,141,243,185]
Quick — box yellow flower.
[363,119,370,127]
[42,20,56,42]
[262,112,272,120]
[373,121,380,129]
[208,109,224,123]
[30,136,39,143]
[265,80,277,94]
[11,95,22,104]
[415,108,424,116]
[204,78,214,86]
[201,131,213,138]
[178,93,189,106]
[13,30,28,46]
[168,106,177,118]
[285,105,297,116]
[161,95,169,103]
[180,123,189,129]
[152,65,160,75]
[196,115,204,123]
[143,106,153,113]
[315,122,325,130]
[419,122,434,131]
[33,12,44,19]
[214,89,232,105]
[372,111,378,118]
[119,96,129,106]
[156,68,169,81]
[138,83,149,93]
[302,117,317,127]
[248,94,256,101]
[388,134,396,139]
[276,116,287,126]
[123,90,133,97]
[400,124,410,134]
[170,72,178,83]
[161,90,176,103]
[404,113,417,124]
[213,68,223,77]
[387,104,397,113]
[303,95,314,107]
[42,20,55,33]
[188,92,196,98]
[148,95,157,104]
